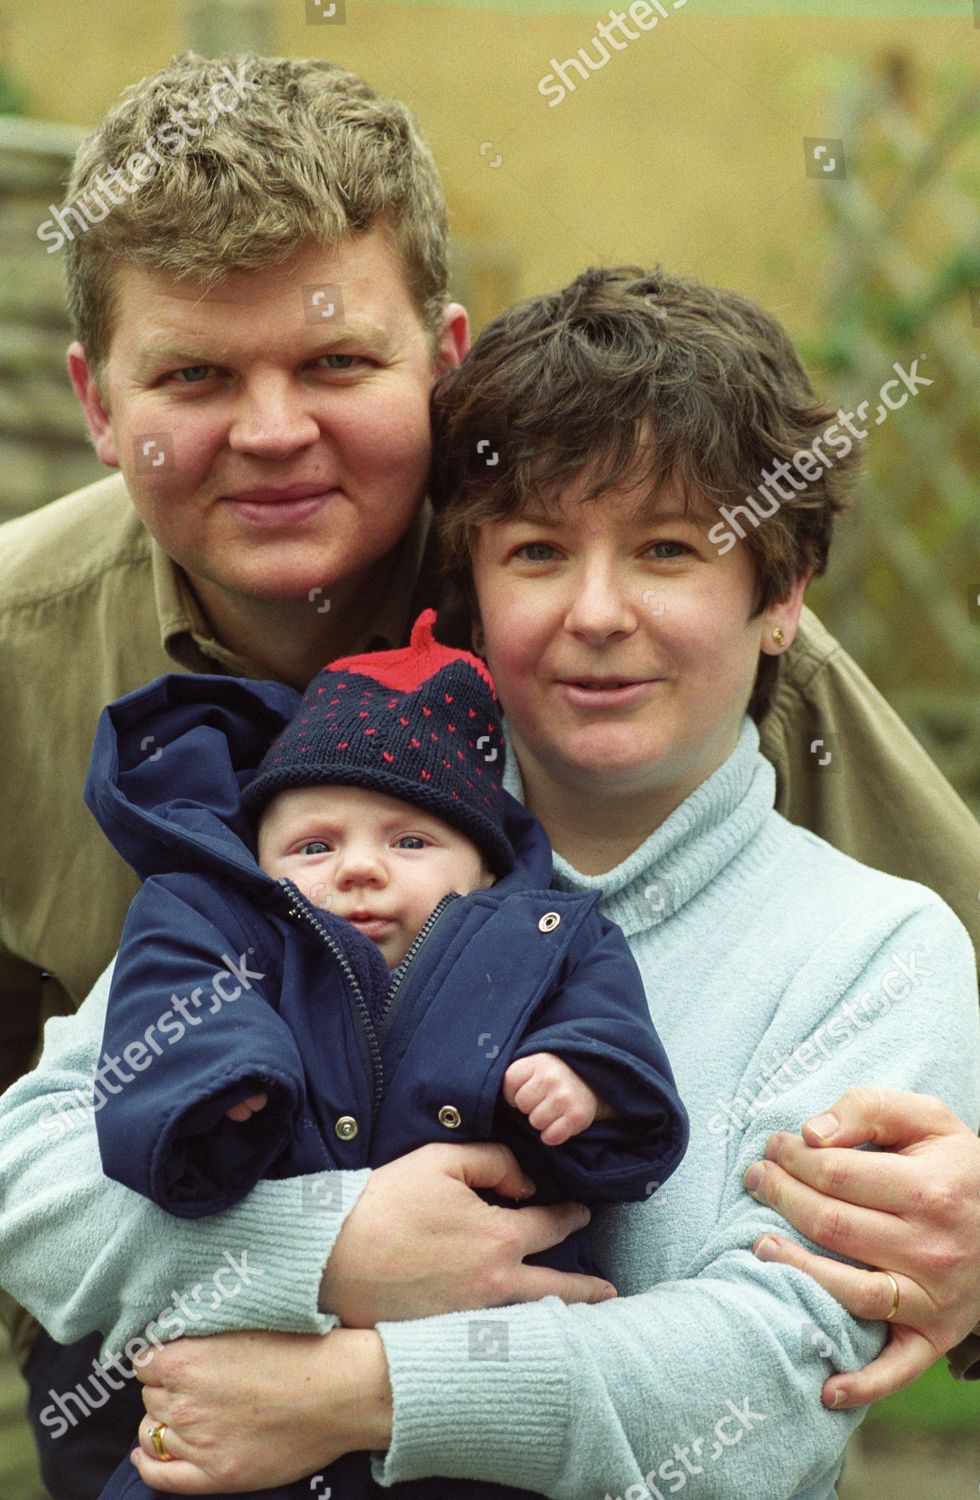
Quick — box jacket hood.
[84,673,554,899]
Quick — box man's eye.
[300,840,331,855]
[317,354,359,370]
[171,365,217,384]
[394,835,427,850]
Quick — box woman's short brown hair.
[431,266,859,720]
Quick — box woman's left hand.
[743,1087,980,1409]
[129,1327,392,1492]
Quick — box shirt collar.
[151,502,434,678]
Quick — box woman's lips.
[557,679,660,709]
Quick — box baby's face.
[257,783,495,968]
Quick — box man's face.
[69,230,467,609]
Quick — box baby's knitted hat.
[243,610,512,873]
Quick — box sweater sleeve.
[372,899,979,1498]
[0,958,371,1360]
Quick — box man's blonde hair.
[63,53,450,385]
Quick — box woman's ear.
[761,567,812,655]
[471,618,486,656]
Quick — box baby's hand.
[224,1092,268,1123]
[502,1052,615,1146]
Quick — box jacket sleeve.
[499,911,688,1206]
[763,607,980,973]
[0,958,371,1358]
[948,1328,980,1381]
[96,873,309,1218]
[0,947,44,1097]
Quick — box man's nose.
[563,565,638,644]
[228,375,321,457]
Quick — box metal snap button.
[538,912,561,933]
[334,1115,358,1140]
[438,1105,462,1129]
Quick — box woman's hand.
[129,1328,391,1493]
[743,1087,980,1408]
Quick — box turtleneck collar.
[502,717,775,939]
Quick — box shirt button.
[334,1115,359,1140]
[438,1105,462,1129]
[538,911,561,932]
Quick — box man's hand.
[503,1050,615,1145]
[743,1087,980,1408]
[129,1328,389,1493]
[320,1141,618,1327]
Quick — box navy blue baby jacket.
[85,672,688,1500]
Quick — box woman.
[6,267,980,1497]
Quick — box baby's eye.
[300,840,331,856]
[394,835,427,850]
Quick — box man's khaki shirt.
[2,473,978,1375]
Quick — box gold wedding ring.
[148,1422,174,1461]
[882,1271,900,1321]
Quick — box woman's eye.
[394,835,427,850]
[172,365,217,384]
[300,840,331,856]
[648,540,689,560]
[514,542,558,563]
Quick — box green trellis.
[801,68,980,813]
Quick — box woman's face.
[470,474,808,820]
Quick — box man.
[1,53,978,1500]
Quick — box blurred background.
[0,1,977,1495]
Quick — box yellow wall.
[3,1,970,333]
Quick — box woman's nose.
[228,376,321,457]
[563,568,638,643]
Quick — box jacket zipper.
[277,877,384,1119]
[379,892,459,1032]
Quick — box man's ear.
[67,342,119,468]
[432,302,470,376]
[761,566,812,654]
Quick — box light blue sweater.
[0,720,976,1498]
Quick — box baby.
[231,771,616,1146]
[89,610,688,1500]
